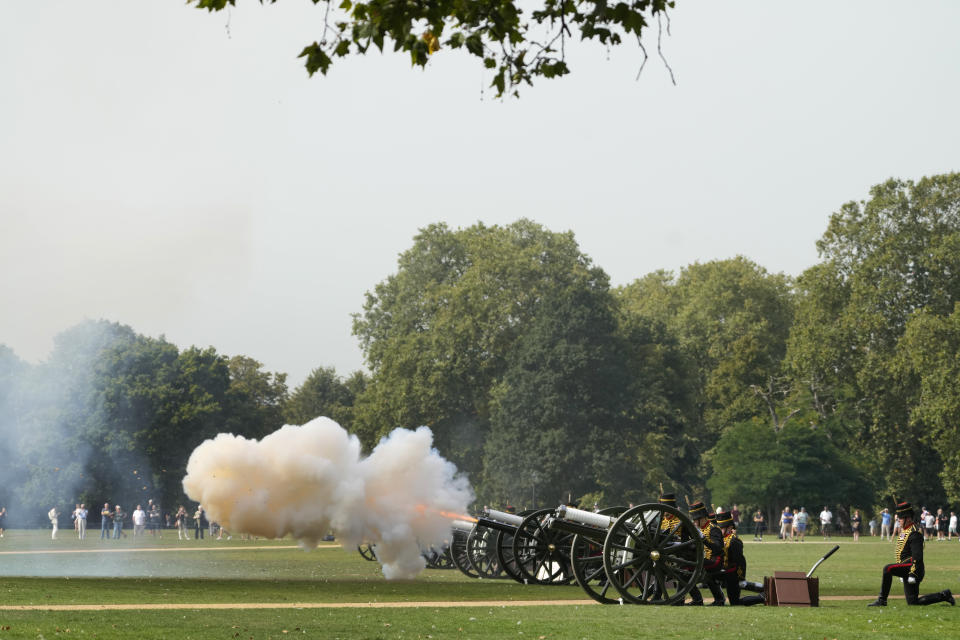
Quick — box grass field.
[0,530,957,639]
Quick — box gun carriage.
[549,502,704,605]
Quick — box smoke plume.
[182,417,473,579]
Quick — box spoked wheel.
[357,543,377,561]
[512,508,575,585]
[451,529,480,578]
[422,543,453,569]
[432,544,455,570]
[496,529,524,583]
[602,503,703,605]
[570,506,628,604]
[467,525,505,578]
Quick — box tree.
[190,0,676,97]
[708,419,871,522]
[224,355,288,439]
[480,282,635,507]
[352,219,608,477]
[617,258,795,495]
[284,366,363,429]
[786,173,960,503]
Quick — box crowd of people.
[737,504,960,543]
[2,501,240,542]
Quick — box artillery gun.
[549,502,704,605]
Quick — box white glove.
[907,575,917,584]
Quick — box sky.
[2,1,959,388]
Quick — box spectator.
[881,508,892,540]
[780,507,794,541]
[76,503,87,540]
[112,504,125,539]
[819,506,833,539]
[851,509,862,542]
[936,508,948,541]
[731,504,741,528]
[193,506,206,539]
[869,516,878,537]
[0,506,6,538]
[923,508,935,540]
[949,512,958,540]
[892,512,902,537]
[48,507,59,540]
[132,505,146,537]
[71,503,80,535]
[752,510,765,541]
[100,503,112,539]
[175,506,189,540]
[794,507,810,542]
[148,501,162,538]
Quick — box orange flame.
[414,504,478,523]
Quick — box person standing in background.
[819,506,833,539]
[100,503,112,539]
[112,504,124,539]
[175,506,189,540]
[132,505,146,537]
[779,507,794,541]
[881,508,892,540]
[752,510,765,541]
[76,503,87,540]
[949,512,957,540]
[0,506,6,538]
[48,507,59,540]
[851,509,862,542]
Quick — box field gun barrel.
[476,508,525,533]
[450,519,476,533]
[556,505,615,529]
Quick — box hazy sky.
[2,1,958,388]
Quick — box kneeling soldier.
[716,512,764,606]
[868,501,954,607]
[687,501,725,606]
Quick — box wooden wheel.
[602,503,703,605]
[512,508,575,585]
[450,529,480,578]
[357,543,377,562]
[495,529,525,583]
[467,525,505,578]
[570,506,628,604]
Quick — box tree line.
[2,172,959,526]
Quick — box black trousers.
[723,572,764,606]
[879,563,949,605]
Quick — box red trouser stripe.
[884,563,913,573]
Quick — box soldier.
[658,493,681,534]
[716,512,764,606]
[868,501,955,607]
[687,501,725,606]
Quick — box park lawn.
[0,531,958,638]
[0,600,957,639]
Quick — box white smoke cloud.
[182,417,473,579]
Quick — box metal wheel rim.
[512,508,575,585]
[601,502,703,605]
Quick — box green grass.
[0,531,958,638]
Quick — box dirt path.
[0,596,891,611]
[0,544,339,556]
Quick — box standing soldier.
[716,512,764,606]
[687,501,725,606]
[868,502,955,607]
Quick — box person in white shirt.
[819,507,833,539]
[75,503,88,539]
[132,505,147,537]
[48,507,59,540]
[924,510,936,540]
[949,512,958,540]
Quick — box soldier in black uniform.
[868,501,955,607]
[686,501,726,606]
[658,493,681,535]
[716,512,764,606]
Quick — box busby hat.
[715,512,734,528]
[688,501,708,520]
[658,493,677,505]
[895,501,914,519]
